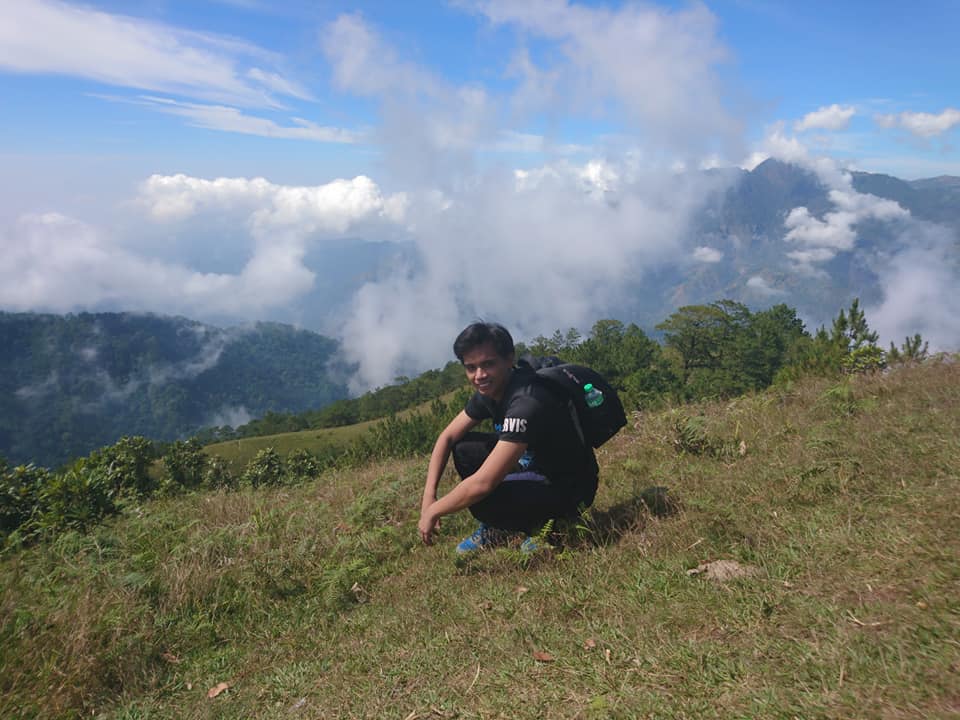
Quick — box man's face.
[462,341,514,401]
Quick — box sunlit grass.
[203,389,465,468]
[2,360,958,718]
[202,420,376,467]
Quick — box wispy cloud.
[121,95,362,143]
[745,276,783,297]
[693,246,723,263]
[876,108,960,138]
[246,68,313,101]
[316,7,741,388]
[0,0,303,108]
[472,0,741,158]
[491,130,589,156]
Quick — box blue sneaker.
[519,535,540,554]
[456,523,508,553]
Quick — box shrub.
[202,454,236,489]
[161,439,207,492]
[88,436,157,497]
[0,463,50,538]
[287,448,321,481]
[242,448,285,487]
[35,459,118,534]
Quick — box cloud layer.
[1,2,957,390]
[314,5,748,387]
[0,174,407,318]
[867,222,960,352]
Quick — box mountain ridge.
[2,161,957,467]
[0,311,348,467]
[616,158,960,331]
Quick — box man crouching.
[418,322,598,553]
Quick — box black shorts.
[452,432,597,532]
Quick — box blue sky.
[1,0,958,385]
[3,0,957,184]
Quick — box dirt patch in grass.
[687,559,761,582]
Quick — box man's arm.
[421,410,477,510]
[419,437,526,544]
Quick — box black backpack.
[518,355,627,448]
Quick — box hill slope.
[0,312,348,467]
[2,358,957,718]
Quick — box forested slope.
[0,313,346,467]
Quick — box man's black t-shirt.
[464,366,598,499]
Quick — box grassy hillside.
[2,360,958,718]
[202,389,465,468]
[202,419,377,468]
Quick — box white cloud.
[0,212,240,313]
[334,155,727,389]
[321,13,501,189]
[111,95,362,143]
[472,0,741,157]
[828,188,905,220]
[492,130,588,156]
[867,223,960,352]
[139,173,404,229]
[693,246,723,263]
[5,4,750,391]
[0,173,409,319]
[741,151,769,171]
[784,206,857,252]
[755,122,811,166]
[505,46,562,118]
[206,405,253,429]
[757,126,911,272]
[246,68,313,101]
[786,247,837,265]
[794,104,856,132]
[311,7,745,387]
[15,371,59,400]
[875,108,960,138]
[759,127,959,351]
[745,276,783,297]
[0,0,302,108]
[783,187,908,270]
[321,13,438,99]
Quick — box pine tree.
[887,333,929,364]
[833,298,885,373]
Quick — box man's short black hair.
[453,322,515,362]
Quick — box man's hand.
[418,505,440,545]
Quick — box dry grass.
[1,359,958,718]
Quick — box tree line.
[0,298,932,550]
[193,361,468,442]
[0,313,347,468]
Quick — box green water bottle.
[584,383,604,408]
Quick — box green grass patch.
[2,360,959,718]
[202,420,376,468]
[203,389,465,468]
